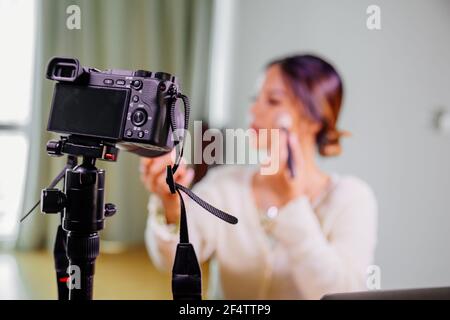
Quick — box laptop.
[322,287,450,300]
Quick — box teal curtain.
[17,0,213,250]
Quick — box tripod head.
[41,135,118,231]
[45,135,119,161]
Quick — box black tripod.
[27,134,238,300]
[40,136,118,300]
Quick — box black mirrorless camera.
[30,57,236,301]
[46,57,185,157]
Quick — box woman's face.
[250,64,318,149]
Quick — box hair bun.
[318,128,350,157]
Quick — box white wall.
[211,0,450,289]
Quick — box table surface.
[1,245,209,300]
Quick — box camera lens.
[131,109,147,127]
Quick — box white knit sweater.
[145,165,377,300]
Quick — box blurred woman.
[140,54,377,299]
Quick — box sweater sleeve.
[269,177,377,299]
[144,172,222,273]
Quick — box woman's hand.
[139,150,195,224]
[258,129,307,206]
[278,130,307,199]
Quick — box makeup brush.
[276,113,295,178]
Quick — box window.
[208,0,235,128]
[0,0,36,240]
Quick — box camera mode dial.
[134,70,152,78]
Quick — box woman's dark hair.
[268,54,347,157]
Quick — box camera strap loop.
[167,93,238,243]
[166,165,238,243]
[167,94,238,300]
[169,93,189,173]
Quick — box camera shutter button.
[131,80,142,90]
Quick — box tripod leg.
[62,156,105,300]
[54,156,77,300]
[66,232,100,300]
[54,225,69,300]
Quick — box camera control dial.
[131,109,148,127]
[154,72,173,81]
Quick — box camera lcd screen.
[48,83,130,140]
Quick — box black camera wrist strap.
[167,94,238,300]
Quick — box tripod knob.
[104,203,117,217]
[41,188,66,213]
[47,140,63,156]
